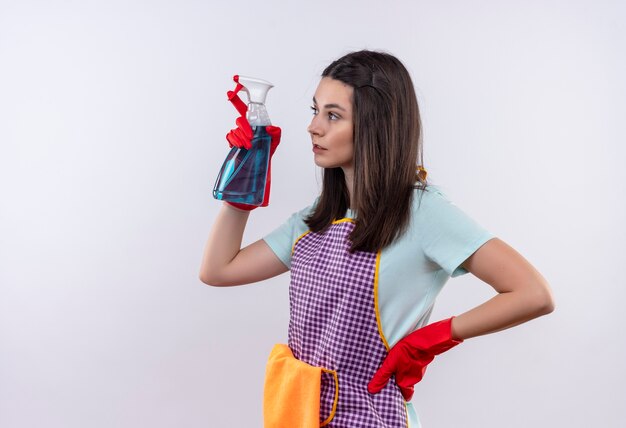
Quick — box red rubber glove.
[367,317,463,401]
[224,75,281,211]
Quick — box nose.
[307,114,323,137]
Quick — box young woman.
[199,50,555,427]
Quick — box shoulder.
[412,184,453,212]
[410,183,480,230]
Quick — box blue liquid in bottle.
[213,126,271,206]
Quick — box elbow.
[543,291,556,315]
[536,294,555,316]
[199,271,225,287]
[198,272,213,286]
[530,281,556,316]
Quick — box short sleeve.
[262,198,318,269]
[417,186,495,277]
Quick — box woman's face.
[307,77,354,170]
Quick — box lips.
[313,143,327,150]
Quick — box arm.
[452,237,555,340]
[198,202,288,287]
[368,237,555,400]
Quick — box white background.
[1,1,624,427]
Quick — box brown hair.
[305,50,428,253]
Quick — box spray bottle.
[213,76,274,206]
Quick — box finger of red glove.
[225,129,246,149]
[226,124,253,150]
[368,343,434,400]
[266,125,281,156]
[400,385,414,402]
[368,362,424,402]
[394,352,434,401]
[236,116,253,137]
[367,354,397,395]
[227,89,248,117]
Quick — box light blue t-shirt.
[262,184,495,427]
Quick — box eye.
[310,106,340,121]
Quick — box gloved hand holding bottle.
[214,75,281,211]
[367,317,463,401]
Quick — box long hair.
[305,50,428,253]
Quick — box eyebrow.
[312,97,347,112]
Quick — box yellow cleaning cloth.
[263,344,321,428]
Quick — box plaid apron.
[289,219,408,427]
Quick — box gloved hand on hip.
[367,317,463,401]
[224,75,281,211]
